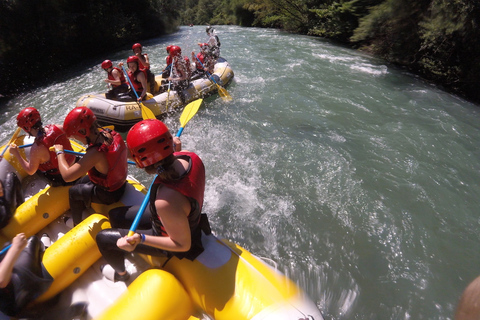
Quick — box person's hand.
[11,233,27,252]
[8,143,19,156]
[137,97,142,102]
[118,62,124,67]
[53,144,64,153]
[173,137,181,152]
[116,234,141,252]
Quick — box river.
[1,25,480,320]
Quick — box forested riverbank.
[1,0,479,104]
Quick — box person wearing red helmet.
[8,107,76,187]
[101,59,129,100]
[167,46,192,102]
[132,43,156,94]
[95,119,211,282]
[160,45,174,81]
[54,107,128,226]
[191,42,214,79]
[120,56,148,102]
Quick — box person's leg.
[108,204,152,229]
[68,176,94,226]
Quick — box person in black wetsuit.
[0,172,23,229]
[96,119,211,282]
[0,234,53,318]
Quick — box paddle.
[1,128,22,158]
[127,98,203,237]
[0,244,11,255]
[194,56,232,102]
[121,65,156,120]
[176,98,203,137]
[165,60,174,111]
[43,146,136,165]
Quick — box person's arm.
[137,53,150,69]
[54,144,104,182]
[0,233,27,288]
[137,72,148,100]
[105,69,122,86]
[117,187,192,253]
[9,143,46,175]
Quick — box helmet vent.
[138,147,146,153]
[157,138,165,144]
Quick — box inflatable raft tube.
[35,213,111,302]
[94,269,198,320]
[140,234,324,320]
[76,58,234,131]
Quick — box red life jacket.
[107,67,127,87]
[166,55,172,66]
[149,152,205,237]
[87,130,127,191]
[128,69,146,93]
[36,125,75,174]
[194,53,205,70]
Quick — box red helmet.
[63,107,97,139]
[132,43,142,51]
[17,107,41,132]
[127,119,173,168]
[127,55,139,64]
[169,45,181,56]
[101,60,112,69]
[166,45,173,53]
[199,43,209,51]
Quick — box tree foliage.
[1,0,479,104]
[0,0,180,96]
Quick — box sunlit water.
[1,26,480,319]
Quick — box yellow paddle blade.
[140,102,156,120]
[180,99,203,128]
[99,125,115,131]
[1,127,22,156]
[216,83,233,102]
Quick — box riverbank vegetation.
[1,0,479,105]
[180,0,480,104]
[0,0,179,97]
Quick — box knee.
[96,229,122,251]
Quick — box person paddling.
[9,107,76,187]
[120,56,148,102]
[132,43,156,94]
[96,119,211,282]
[102,60,129,100]
[55,107,128,226]
[167,46,191,102]
[191,42,214,78]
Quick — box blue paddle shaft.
[20,145,135,165]
[0,244,11,255]
[195,56,217,84]
[121,65,140,100]
[128,126,186,235]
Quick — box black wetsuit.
[0,172,23,229]
[0,236,53,317]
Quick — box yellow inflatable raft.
[0,137,323,320]
[76,57,234,131]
